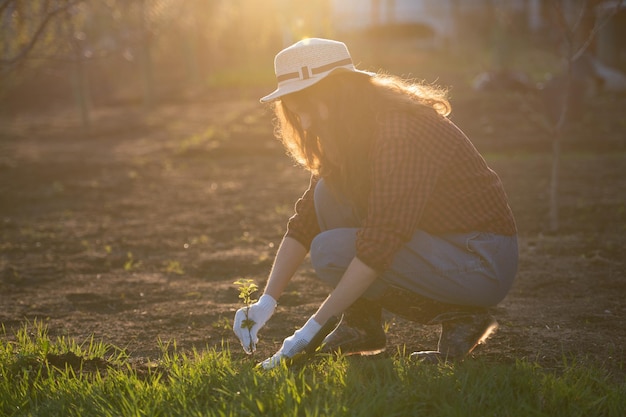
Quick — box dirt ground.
[1,86,625,376]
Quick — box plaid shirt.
[285,109,517,272]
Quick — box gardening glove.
[260,316,322,370]
[233,294,277,354]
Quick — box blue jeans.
[309,179,518,307]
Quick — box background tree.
[0,0,287,121]
[544,0,623,232]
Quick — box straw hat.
[260,38,373,103]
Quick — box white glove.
[260,316,322,370]
[233,294,277,354]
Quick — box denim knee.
[310,229,358,286]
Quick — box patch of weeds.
[383,320,392,334]
[176,127,220,155]
[163,260,184,275]
[190,234,210,245]
[212,316,232,336]
[236,230,255,243]
[2,321,126,384]
[123,252,142,272]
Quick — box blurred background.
[1,0,625,121]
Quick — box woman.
[233,38,518,369]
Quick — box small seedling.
[234,278,258,353]
[211,316,231,335]
[124,252,141,271]
[164,260,184,275]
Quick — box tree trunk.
[70,56,91,131]
[527,0,543,33]
[68,16,91,131]
[139,0,154,109]
[549,133,560,232]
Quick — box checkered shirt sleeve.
[285,175,320,249]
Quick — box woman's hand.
[233,294,277,354]
[260,316,322,369]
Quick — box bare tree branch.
[0,0,83,67]
[569,0,590,35]
[550,0,575,46]
[572,0,624,61]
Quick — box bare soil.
[1,87,625,376]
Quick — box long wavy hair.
[271,71,451,212]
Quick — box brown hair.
[271,71,451,211]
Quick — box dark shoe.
[320,316,386,356]
[320,298,386,356]
[378,286,476,324]
[411,311,498,363]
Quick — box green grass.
[2,323,625,416]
